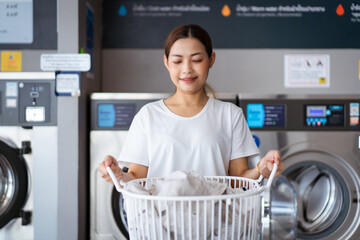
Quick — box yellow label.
[1,51,22,72]
[319,77,326,84]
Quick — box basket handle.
[257,163,278,188]
[106,166,123,192]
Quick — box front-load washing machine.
[240,94,360,240]
[90,93,242,239]
[0,73,57,240]
[90,93,171,239]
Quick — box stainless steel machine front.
[240,94,360,240]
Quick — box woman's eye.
[173,61,182,64]
[193,59,202,62]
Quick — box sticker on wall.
[41,54,91,72]
[284,54,330,88]
[1,51,22,72]
[55,71,81,97]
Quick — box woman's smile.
[179,76,198,83]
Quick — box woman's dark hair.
[164,24,213,59]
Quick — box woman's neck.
[163,89,210,117]
[170,89,209,107]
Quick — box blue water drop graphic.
[118,5,127,16]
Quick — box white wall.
[102,49,360,94]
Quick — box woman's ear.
[209,52,216,68]
[163,55,169,70]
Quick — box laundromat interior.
[1,0,360,240]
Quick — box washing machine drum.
[0,139,29,228]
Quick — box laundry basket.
[107,165,278,240]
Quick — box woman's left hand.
[257,150,284,178]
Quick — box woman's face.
[164,37,215,95]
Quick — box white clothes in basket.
[124,171,260,239]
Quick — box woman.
[98,24,283,184]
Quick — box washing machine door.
[0,139,29,228]
[111,189,129,239]
[262,176,297,240]
[111,167,130,239]
[282,148,360,240]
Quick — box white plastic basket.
[107,165,278,240]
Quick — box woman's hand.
[257,150,284,178]
[98,155,124,184]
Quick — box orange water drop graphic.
[221,4,231,17]
[336,4,344,16]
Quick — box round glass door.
[0,140,29,229]
[0,156,16,216]
[280,143,360,240]
[283,161,348,239]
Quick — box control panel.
[0,73,57,126]
[91,94,171,131]
[240,96,360,131]
[247,104,285,128]
[97,103,136,129]
[305,104,345,127]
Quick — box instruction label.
[284,54,330,88]
[55,72,81,96]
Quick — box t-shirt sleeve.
[118,109,149,168]
[230,107,260,160]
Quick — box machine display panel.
[306,106,326,117]
[305,104,344,127]
[97,103,136,128]
[247,104,285,128]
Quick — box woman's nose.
[182,61,193,74]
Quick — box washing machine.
[240,94,360,240]
[90,93,242,239]
[0,72,57,240]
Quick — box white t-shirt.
[118,97,259,178]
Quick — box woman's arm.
[228,157,260,179]
[229,150,284,179]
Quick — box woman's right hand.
[98,155,124,184]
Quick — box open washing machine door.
[282,150,357,240]
[111,167,130,240]
[0,138,31,229]
[262,176,297,240]
[111,189,129,239]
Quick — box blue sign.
[98,104,115,127]
[247,104,265,128]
